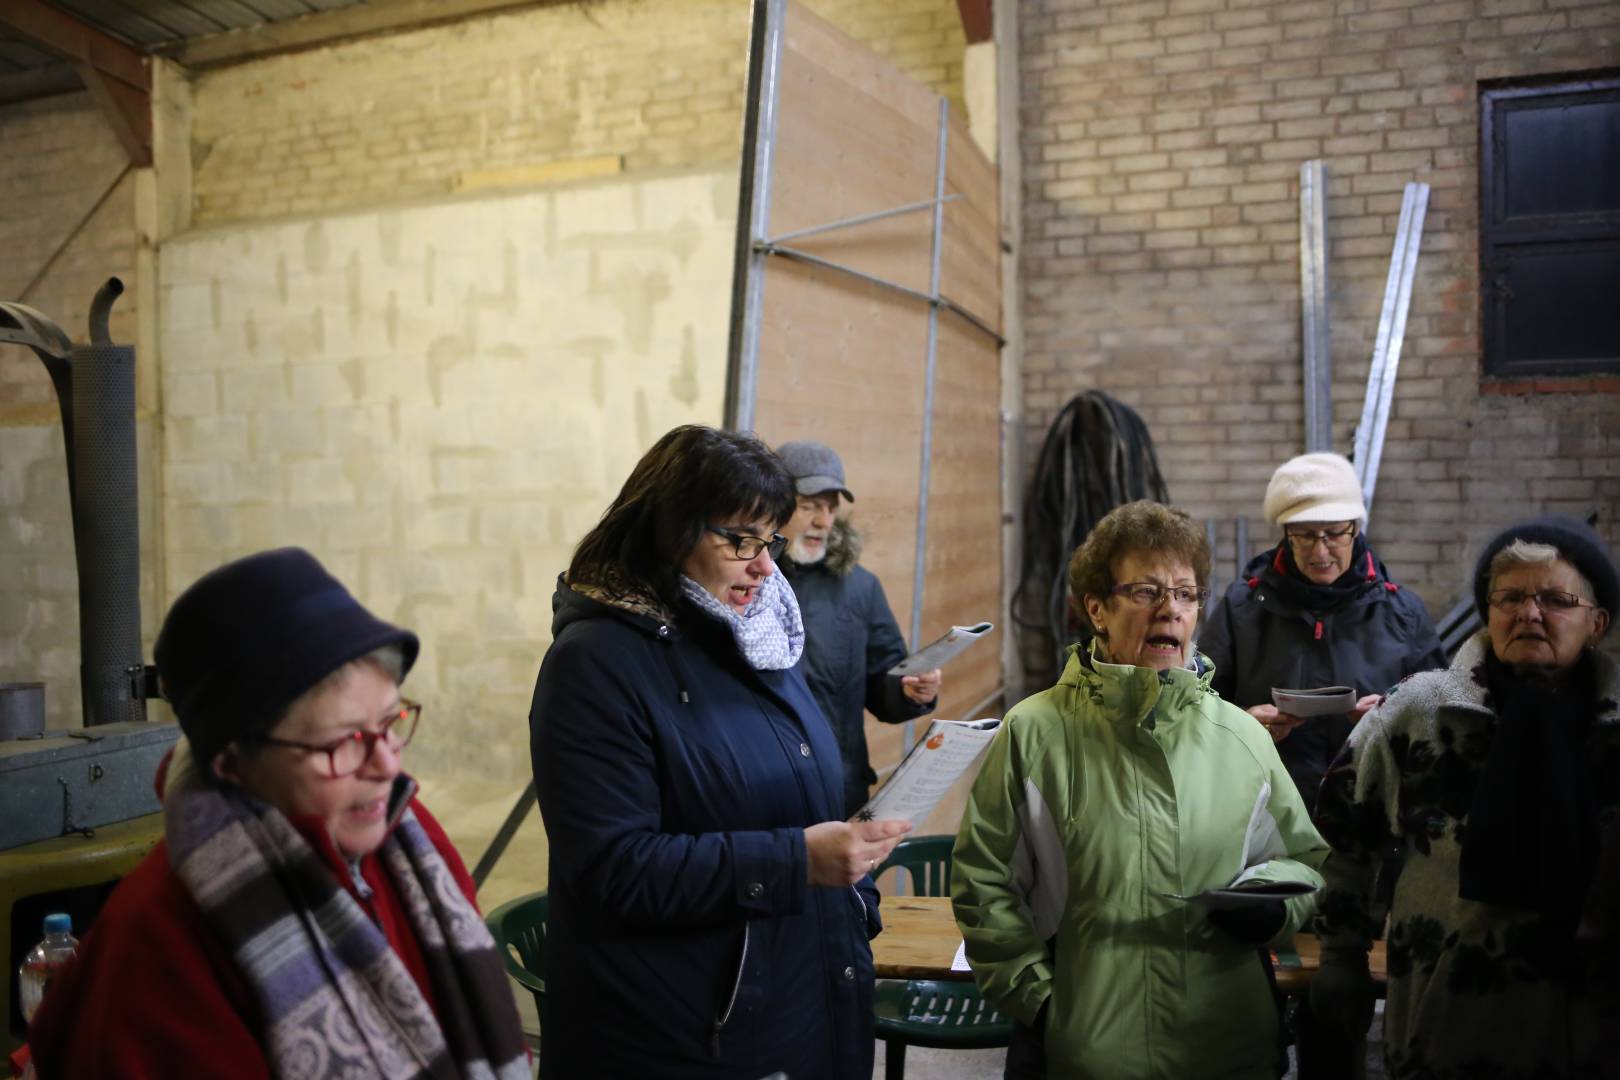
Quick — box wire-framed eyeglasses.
[706,525,788,561]
[1486,588,1595,616]
[1109,582,1210,608]
[1284,523,1357,549]
[249,699,421,778]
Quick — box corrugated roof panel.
[48,0,181,46]
[140,0,240,35]
[235,0,320,20]
[0,0,384,74]
[173,0,269,31]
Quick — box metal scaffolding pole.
[1352,181,1429,520]
[1299,160,1332,452]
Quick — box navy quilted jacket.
[530,577,881,1080]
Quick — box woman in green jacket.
[952,501,1329,1078]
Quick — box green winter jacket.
[952,642,1329,1078]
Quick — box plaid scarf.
[165,771,529,1080]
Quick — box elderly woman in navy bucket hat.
[1312,516,1620,1078]
[27,548,528,1080]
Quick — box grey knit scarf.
[165,770,529,1079]
[680,571,805,670]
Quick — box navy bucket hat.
[155,547,419,770]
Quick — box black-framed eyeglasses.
[1108,582,1209,608]
[1284,523,1357,549]
[249,699,421,778]
[1486,588,1595,615]
[706,525,788,561]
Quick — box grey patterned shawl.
[164,771,529,1080]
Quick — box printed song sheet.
[856,718,1001,826]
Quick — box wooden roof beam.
[0,0,151,165]
[957,0,993,45]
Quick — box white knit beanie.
[1262,452,1367,526]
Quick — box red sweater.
[26,799,479,1080]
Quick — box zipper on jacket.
[1313,619,1323,641]
[712,922,751,1057]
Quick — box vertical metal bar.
[1361,182,1429,519]
[723,0,786,432]
[1352,186,1418,485]
[1234,516,1250,580]
[904,97,950,754]
[996,0,1024,709]
[1299,160,1332,452]
[1205,519,1220,595]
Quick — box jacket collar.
[1059,639,1214,726]
[1432,631,1620,724]
[1245,539,1392,615]
[552,572,681,641]
[283,772,418,894]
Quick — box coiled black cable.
[1011,390,1170,682]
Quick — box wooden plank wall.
[747,1,1003,837]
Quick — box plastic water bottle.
[17,913,77,1024]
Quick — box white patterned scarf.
[680,571,806,670]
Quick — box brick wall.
[0,91,158,729]
[1019,0,1620,622]
[189,0,967,226]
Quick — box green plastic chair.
[485,891,548,1020]
[874,836,1013,1080]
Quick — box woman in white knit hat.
[1198,451,1445,810]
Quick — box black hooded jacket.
[781,520,934,817]
[530,577,881,1079]
[1199,540,1446,809]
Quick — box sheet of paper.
[856,718,1001,826]
[952,940,971,973]
[1271,685,1357,717]
[889,621,995,677]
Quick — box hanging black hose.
[1011,390,1170,682]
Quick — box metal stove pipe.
[71,279,146,725]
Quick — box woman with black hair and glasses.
[1198,452,1445,811]
[529,424,910,1080]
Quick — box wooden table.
[871,896,1387,994]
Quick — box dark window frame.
[1479,72,1620,379]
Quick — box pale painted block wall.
[158,168,736,783]
[2,0,968,743]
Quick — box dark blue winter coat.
[530,577,882,1080]
[1198,540,1446,810]
[783,520,934,817]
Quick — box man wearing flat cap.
[1312,515,1620,1078]
[775,440,941,818]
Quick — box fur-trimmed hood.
[804,517,862,577]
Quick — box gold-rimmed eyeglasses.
[1486,588,1595,616]
[1108,582,1209,608]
